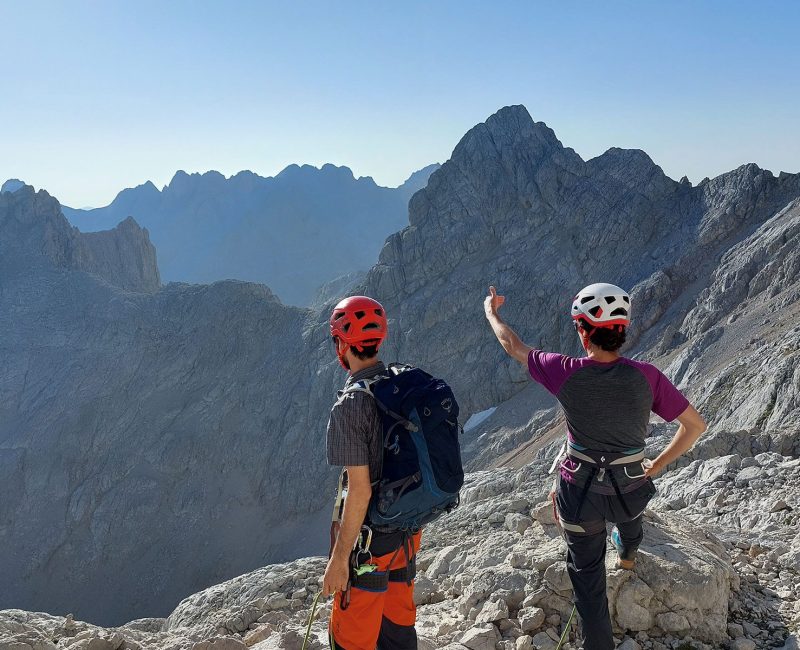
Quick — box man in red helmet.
[323,296,420,650]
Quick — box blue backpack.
[347,363,464,532]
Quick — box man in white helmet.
[484,283,707,650]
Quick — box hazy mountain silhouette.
[61,163,439,305]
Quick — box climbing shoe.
[611,526,636,570]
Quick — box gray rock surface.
[1,186,160,292]
[354,105,800,470]
[0,188,330,624]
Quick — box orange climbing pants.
[329,532,421,650]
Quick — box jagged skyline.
[2,2,798,208]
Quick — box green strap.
[301,590,323,650]
[555,604,577,650]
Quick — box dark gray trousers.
[555,474,657,650]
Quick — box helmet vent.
[604,296,615,304]
[589,306,602,317]
[623,296,630,303]
[362,323,380,331]
[611,308,628,317]
[580,296,594,304]
[375,309,383,316]
[354,310,365,319]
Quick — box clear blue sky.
[2,1,798,207]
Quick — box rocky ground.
[3,432,798,650]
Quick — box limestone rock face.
[349,105,800,468]
[0,186,160,292]
[0,189,331,624]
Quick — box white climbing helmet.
[571,283,631,327]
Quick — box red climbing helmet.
[330,296,387,367]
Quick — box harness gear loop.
[347,531,418,591]
[548,442,567,475]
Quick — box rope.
[301,590,324,650]
[555,604,577,650]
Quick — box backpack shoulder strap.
[340,375,384,398]
[343,374,418,433]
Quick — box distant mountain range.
[59,163,440,306]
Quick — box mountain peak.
[587,146,673,188]
[166,170,226,193]
[451,105,577,174]
[277,163,357,182]
[2,178,26,194]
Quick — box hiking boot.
[611,526,636,569]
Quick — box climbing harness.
[553,440,650,521]
[346,528,418,596]
[301,590,323,650]
[555,604,577,650]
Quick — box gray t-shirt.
[326,361,385,483]
[528,350,689,452]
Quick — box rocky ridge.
[0,186,160,292]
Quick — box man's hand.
[484,286,506,318]
[322,554,350,597]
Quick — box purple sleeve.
[527,350,573,396]
[636,362,690,421]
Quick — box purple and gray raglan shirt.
[528,350,689,453]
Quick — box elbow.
[695,416,708,438]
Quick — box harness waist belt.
[567,446,645,466]
[350,557,417,591]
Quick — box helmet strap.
[333,337,351,370]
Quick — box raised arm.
[645,405,707,477]
[484,286,533,365]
